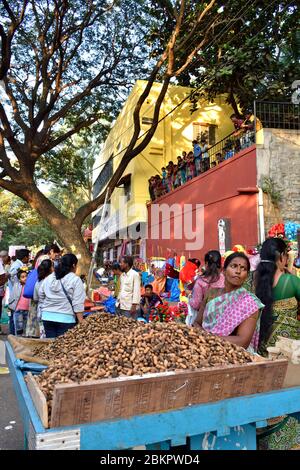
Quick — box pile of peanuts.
[33,314,253,412]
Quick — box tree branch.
[0,0,29,80]
[41,114,105,155]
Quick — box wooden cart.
[6,341,300,450]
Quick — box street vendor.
[194,252,264,353]
[255,237,300,355]
[116,256,141,319]
[139,284,162,321]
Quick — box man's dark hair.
[16,249,30,261]
[230,113,237,119]
[121,256,133,268]
[144,284,153,290]
[44,243,60,254]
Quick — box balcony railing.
[254,101,300,130]
[207,129,255,166]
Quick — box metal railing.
[254,101,300,130]
[207,129,255,167]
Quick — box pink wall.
[146,146,258,262]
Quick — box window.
[193,123,217,145]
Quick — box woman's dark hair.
[37,259,53,281]
[255,237,288,347]
[224,252,251,272]
[203,250,222,283]
[55,253,78,280]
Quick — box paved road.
[0,335,24,450]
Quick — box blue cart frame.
[6,342,300,450]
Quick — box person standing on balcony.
[186,152,195,181]
[193,140,202,176]
[117,256,141,319]
[200,138,209,172]
[241,110,262,148]
[177,156,186,185]
[230,113,245,151]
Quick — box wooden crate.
[26,358,288,429]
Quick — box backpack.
[23,269,38,299]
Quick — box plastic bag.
[169,280,180,302]
[103,295,116,314]
[23,269,38,299]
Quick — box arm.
[222,312,259,349]
[131,273,141,313]
[193,294,208,328]
[72,278,86,323]
[189,279,204,310]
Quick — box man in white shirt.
[117,256,141,319]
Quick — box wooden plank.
[50,359,288,428]
[26,373,48,429]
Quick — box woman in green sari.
[255,237,300,450]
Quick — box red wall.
[146,146,258,262]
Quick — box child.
[166,164,174,192]
[153,175,162,199]
[148,177,156,201]
[200,138,209,172]
[177,156,186,185]
[8,268,30,336]
[161,167,168,193]
[186,152,195,181]
[216,152,224,165]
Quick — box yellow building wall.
[93,80,236,232]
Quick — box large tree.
[1,0,297,271]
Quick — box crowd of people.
[148,111,258,201]
[0,245,86,339]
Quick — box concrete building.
[92,80,237,262]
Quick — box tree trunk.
[10,182,92,273]
[51,218,92,275]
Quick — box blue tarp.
[14,359,48,374]
[141,272,155,286]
